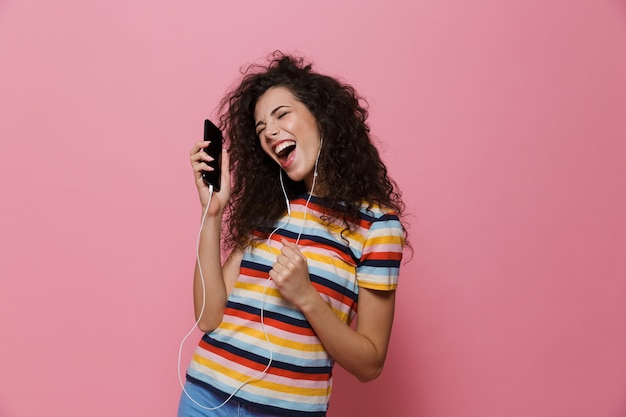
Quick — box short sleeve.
[356,214,405,291]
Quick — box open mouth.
[274,140,296,162]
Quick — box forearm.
[193,214,228,332]
[299,288,395,382]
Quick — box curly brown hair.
[217,52,406,251]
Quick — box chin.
[285,173,305,182]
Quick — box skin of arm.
[270,239,396,382]
[190,141,242,332]
[193,239,243,332]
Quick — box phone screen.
[202,119,223,192]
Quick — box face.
[254,86,322,191]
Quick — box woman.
[180,52,407,417]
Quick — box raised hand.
[189,140,230,216]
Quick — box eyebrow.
[255,105,291,129]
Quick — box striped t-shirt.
[186,194,404,416]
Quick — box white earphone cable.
[178,139,323,410]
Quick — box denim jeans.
[178,380,325,417]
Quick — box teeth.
[274,141,296,155]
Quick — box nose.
[263,121,279,139]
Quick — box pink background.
[1,0,625,416]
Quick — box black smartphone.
[202,119,223,192]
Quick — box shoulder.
[355,202,404,289]
[353,201,405,256]
[358,201,403,229]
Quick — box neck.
[305,174,325,197]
